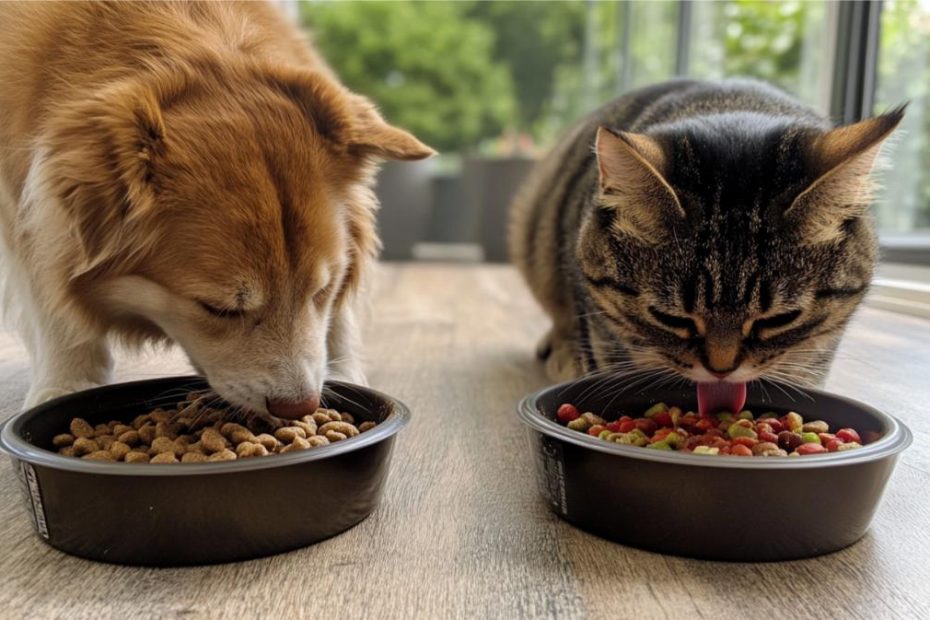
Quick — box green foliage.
[874,0,930,231]
[301,0,514,153]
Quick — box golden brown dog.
[0,1,433,417]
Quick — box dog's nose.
[266,394,320,419]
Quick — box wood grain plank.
[0,264,927,620]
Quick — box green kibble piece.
[567,418,591,432]
[692,446,720,455]
[644,403,668,418]
[737,410,754,421]
[785,412,804,432]
[647,440,672,450]
[800,432,821,444]
[616,432,648,447]
[715,411,735,423]
[728,422,758,440]
[597,430,612,440]
[665,431,685,448]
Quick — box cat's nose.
[266,394,320,419]
[709,370,733,379]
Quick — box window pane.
[686,0,833,111]
[874,0,930,234]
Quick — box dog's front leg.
[22,319,112,408]
[326,298,367,386]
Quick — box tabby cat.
[509,79,902,413]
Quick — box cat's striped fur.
[510,79,902,389]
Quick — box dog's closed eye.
[197,300,246,319]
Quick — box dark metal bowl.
[518,379,912,561]
[0,376,409,566]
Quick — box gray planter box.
[374,159,437,260]
[462,156,537,262]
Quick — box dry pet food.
[54,392,377,464]
[555,402,869,457]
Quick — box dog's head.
[42,64,433,417]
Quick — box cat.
[510,79,902,413]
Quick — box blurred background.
[293,0,930,270]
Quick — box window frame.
[672,0,928,266]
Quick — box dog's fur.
[0,1,433,411]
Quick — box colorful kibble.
[555,402,869,457]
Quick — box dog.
[0,1,433,417]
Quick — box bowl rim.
[0,376,410,476]
[517,380,912,469]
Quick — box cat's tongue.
[697,382,747,417]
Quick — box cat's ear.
[595,127,685,243]
[786,107,905,244]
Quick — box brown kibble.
[200,429,227,453]
[294,420,317,437]
[311,412,332,426]
[255,433,279,451]
[52,433,75,448]
[72,437,99,456]
[112,424,133,436]
[118,430,141,447]
[96,435,115,450]
[324,430,347,442]
[186,441,206,455]
[124,451,150,464]
[235,442,268,458]
[94,423,111,437]
[274,427,306,443]
[339,412,355,425]
[801,420,830,435]
[131,414,151,430]
[306,435,329,447]
[70,418,95,439]
[138,423,156,445]
[110,441,131,460]
[83,450,116,461]
[318,421,359,438]
[181,452,209,463]
[150,452,179,464]
[150,437,184,457]
[150,409,172,424]
[358,421,377,433]
[59,446,76,457]
[280,437,311,453]
[208,449,237,462]
[220,422,247,439]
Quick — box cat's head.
[577,107,903,394]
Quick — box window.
[873,0,930,237]
[299,0,930,267]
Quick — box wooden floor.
[1,263,929,619]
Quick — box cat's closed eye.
[649,307,697,336]
[751,309,803,336]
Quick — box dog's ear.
[43,80,167,274]
[263,66,435,161]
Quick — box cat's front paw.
[545,341,583,382]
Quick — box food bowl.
[518,378,911,561]
[0,376,409,566]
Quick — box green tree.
[301,0,515,154]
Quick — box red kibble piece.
[557,404,581,423]
[618,420,636,433]
[825,438,845,452]
[732,436,758,449]
[588,424,606,437]
[635,418,657,435]
[795,443,827,455]
[606,421,622,433]
[836,428,861,444]
[731,444,753,457]
[818,433,836,444]
[653,411,673,427]
[766,419,784,433]
[652,428,673,442]
[758,430,779,444]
